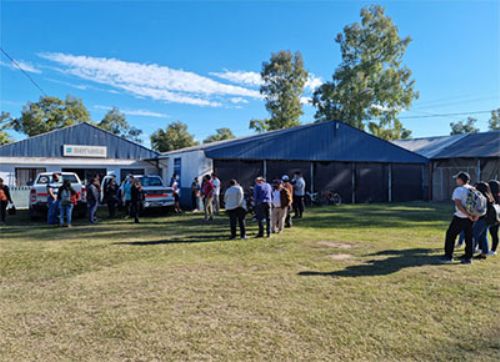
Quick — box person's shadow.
[298,248,442,278]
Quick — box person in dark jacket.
[57,179,77,227]
[130,179,144,224]
[488,180,500,255]
[0,177,13,225]
[86,178,100,224]
[105,178,119,218]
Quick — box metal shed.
[394,131,500,201]
[160,121,429,207]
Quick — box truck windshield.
[140,177,163,187]
[37,174,79,184]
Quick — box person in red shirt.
[201,174,215,221]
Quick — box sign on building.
[63,145,107,158]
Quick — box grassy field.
[1,203,499,361]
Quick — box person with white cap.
[282,175,294,228]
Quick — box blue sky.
[1,1,498,146]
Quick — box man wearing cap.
[253,176,272,238]
[442,171,477,264]
[282,175,294,228]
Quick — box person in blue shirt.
[253,176,272,238]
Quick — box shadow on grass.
[113,234,226,246]
[298,248,443,278]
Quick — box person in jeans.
[86,177,100,224]
[281,175,294,228]
[202,174,215,221]
[58,179,76,227]
[472,182,495,259]
[130,179,144,224]
[271,180,292,234]
[191,177,202,212]
[0,177,13,225]
[170,173,182,213]
[105,178,119,218]
[211,173,221,215]
[224,179,247,239]
[253,176,272,238]
[442,171,477,264]
[488,180,500,256]
[47,173,60,225]
[120,175,134,218]
[292,171,306,218]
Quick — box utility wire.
[399,110,493,119]
[0,47,47,96]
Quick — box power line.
[399,110,493,119]
[0,47,47,96]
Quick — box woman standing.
[105,178,119,218]
[488,180,500,255]
[58,179,76,227]
[473,182,495,259]
[191,177,202,212]
[0,177,13,225]
[130,179,144,224]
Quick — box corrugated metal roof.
[394,131,500,159]
[0,122,158,159]
[163,121,428,163]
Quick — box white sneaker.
[487,251,496,256]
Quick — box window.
[120,168,145,182]
[62,168,106,184]
[15,168,46,186]
[174,158,182,181]
[138,176,163,187]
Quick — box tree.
[1,96,90,137]
[488,108,500,131]
[97,107,143,143]
[150,121,198,152]
[203,128,235,144]
[0,112,13,145]
[450,117,480,135]
[249,50,308,132]
[312,5,417,140]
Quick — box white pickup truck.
[29,172,87,219]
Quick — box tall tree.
[97,107,143,143]
[150,121,198,152]
[312,5,417,140]
[203,128,235,144]
[488,108,500,131]
[249,50,308,132]
[450,117,479,135]
[0,112,13,145]
[1,95,90,137]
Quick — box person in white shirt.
[292,171,306,218]
[224,179,247,239]
[212,173,221,215]
[271,180,292,234]
[442,171,477,264]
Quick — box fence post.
[388,164,392,203]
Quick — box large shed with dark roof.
[159,121,430,207]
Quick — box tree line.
[1,5,498,150]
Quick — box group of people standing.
[190,173,221,221]
[443,171,499,264]
[223,172,307,239]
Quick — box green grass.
[1,203,499,361]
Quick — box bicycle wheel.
[331,193,342,206]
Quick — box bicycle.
[305,190,342,206]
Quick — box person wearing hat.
[282,175,294,228]
[253,176,272,238]
[442,171,477,264]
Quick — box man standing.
[47,173,60,225]
[253,176,272,238]
[130,179,144,224]
[271,180,292,234]
[211,173,221,215]
[0,177,13,225]
[282,175,294,228]
[87,177,100,224]
[224,179,247,240]
[292,171,306,219]
[442,171,477,264]
[202,174,215,221]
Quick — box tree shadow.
[298,248,442,278]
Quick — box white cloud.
[300,96,312,105]
[305,75,323,91]
[210,70,263,87]
[94,105,169,118]
[1,60,41,74]
[39,53,260,107]
[229,97,249,104]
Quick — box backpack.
[464,188,487,217]
[485,203,500,225]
